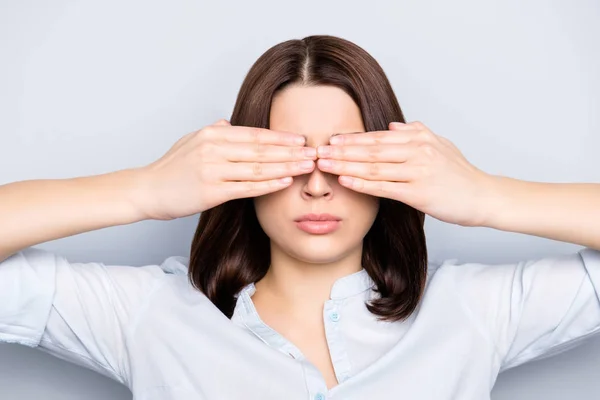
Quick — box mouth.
[294,213,342,235]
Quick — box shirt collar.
[230,268,375,357]
[330,267,375,299]
[234,267,375,301]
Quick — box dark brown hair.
[189,35,427,322]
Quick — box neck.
[254,243,363,314]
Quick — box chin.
[280,235,357,264]
[290,250,348,265]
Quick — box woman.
[0,35,598,400]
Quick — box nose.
[301,167,334,200]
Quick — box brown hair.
[188,35,427,322]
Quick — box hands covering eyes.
[136,119,494,227]
[315,121,494,227]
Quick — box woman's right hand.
[135,119,315,221]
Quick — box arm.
[481,177,600,250]
[0,168,166,384]
[319,121,600,370]
[0,168,149,262]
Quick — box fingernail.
[294,135,306,145]
[329,136,341,145]
[300,160,314,169]
[319,159,333,168]
[303,147,316,158]
[317,146,331,157]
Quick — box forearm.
[482,175,600,250]
[0,168,149,262]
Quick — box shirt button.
[314,393,326,400]
[329,311,340,322]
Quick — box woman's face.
[254,84,379,264]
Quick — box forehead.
[269,85,365,146]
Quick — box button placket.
[323,300,352,386]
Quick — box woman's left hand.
[316,121,497,227]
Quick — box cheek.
[339,187,379,220]
[253,189,292,230]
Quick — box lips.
[294,213,342,234]
[294,213,342,222]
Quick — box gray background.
[1,0,599,398]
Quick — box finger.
[212,119,231,126]
[317,159,417,182]
[220,160,315,181]
[389,121,425,130]
[337,176,410,200]
[206,125,306,146]
[317,144,413,162]
[329,129,418,145]
[223,177,294,199]
[225,143,316,162]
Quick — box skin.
[1,80,597,391]
[248,83,600,390]
[253,84,379,313]
[253,84,380,390]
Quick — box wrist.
[475,173,514,229]
[113,167,156,222]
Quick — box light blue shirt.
[1,247,600,399]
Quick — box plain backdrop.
[1,0,599,399]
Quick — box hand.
[315,121,495,227]
[135,119,315,220]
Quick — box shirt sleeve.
[0,247,169,385]
[443,247,600,372]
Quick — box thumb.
[213,119,231,127]
[389,121,407,130]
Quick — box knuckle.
[252,162,263,176]
[412,121,426,130]
[245,181,258,193]
[250,127,262,142]
[417,129,432,141]
[200,126,215,139]
[267,179,278,189]
[418,143,437,158]
[369,162,380,177]
[254,142,267,157]
[367,145,380,160]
